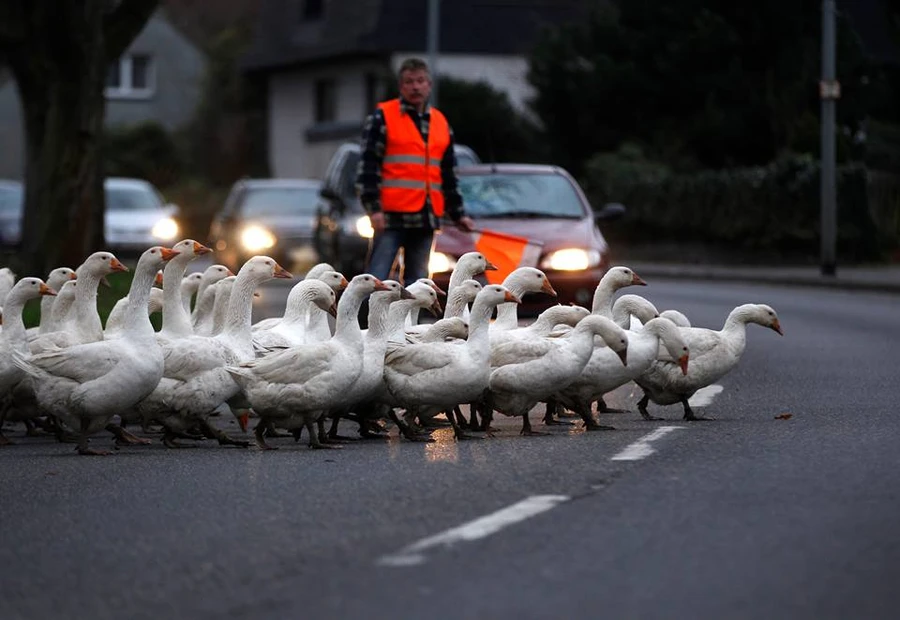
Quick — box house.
[0,9,206,180]
[241,0,587,179]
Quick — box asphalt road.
[2,277,899,620]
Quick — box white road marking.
[688,384,724,407]
[610,426,684,461]
[377,494,569,567]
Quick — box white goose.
[323,280,414,442]
[106,285,165,335]
[31,267,77,336]
[157,239,212,341]
[180,272,204,315]
[635,303,783,421]
[443,252,497,323]
[491,267,557,332]
[383,284,519,440]
[30,251,129,352]
[135,256,292,447]
[191,264,234,328]
[487,314,629,435]
[12,246,178,455]
[611,293,659,330]
[261,270,347,341]
[0,266,15,302]
[226,274,388,449]
[554,317,690,427]
[0,277,56,445]
[252,279,337,352]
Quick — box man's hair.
[398,58,430,80]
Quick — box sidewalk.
[624,261,900,294]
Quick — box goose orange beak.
[273,263,293,279]
[400,287,416,300]
[192,241,212,255]
[339,276,349,289]
[484,260,499,271]
[110,258,129,273]
[428,281,447,296]
[631,273,646,286]
[39,283,56,296]
[68,272,77,280]
[541,280,558,297]
[504,291,521,304]
[678,354,689,375]
[616,348,628,366]
[154,270,164,286]
[327,302,338,317]
[236,411,249,433]
[160,247,180,262]
[770,320,783,336]
[372,278,391,291]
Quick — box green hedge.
[584,153,889,263]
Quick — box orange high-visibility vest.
[377,98,450,217]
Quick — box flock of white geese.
[0,240,783,455]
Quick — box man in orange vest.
[356,57,475,285]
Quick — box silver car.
[0,177,180,252]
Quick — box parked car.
[0,179,24,249]
[207,178,323,272]
[314,141,481,277]
[0,177,180,254]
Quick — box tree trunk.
[0,0,160,277]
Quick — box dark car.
[314,141,481,276]
[208,178,323,272]
[430,164,624,308]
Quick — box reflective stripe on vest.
[378,99,450,217]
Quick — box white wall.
[268,58,385,179]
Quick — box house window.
[106,54,155,99]
[314,78,336,123]
[301,0,324,21]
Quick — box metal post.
[820,0,837,276]
[427,0,440,108]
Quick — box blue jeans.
[366,228,435,285]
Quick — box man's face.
[399,69,432,107]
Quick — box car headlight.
[355,215,374,238]
[151,217,179,241]
[428,251,457,274]
[240,225,276,252]
[540,248,601,271]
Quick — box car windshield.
[458,173,584,218]
[106,186,164,210]
[238,187,320,216]
[0,186,23,212]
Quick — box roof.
[242,0,589,72]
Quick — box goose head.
[309,280,338,317]
[453,252,498,281]
[477,284,520,307]
[9,277,56,302]
[742,303,783,335]
[77,251,129,279]
[415,277,446,297]
[579,314,629,365]
[346,273,390,296]
[199,264,234,288]
[304,262,337,280]
[170,238,212,259]
[318,270,349,292]
[503,267,557,298]
[237,255,293,282]
[407,281,443,316]
[45,267,77,291]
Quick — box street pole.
[427,0,440,108]
[820,0,838,276]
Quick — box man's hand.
[455,215,475,232]
[370,211,385,234]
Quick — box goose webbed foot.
[307,420,342,449]
[76,432,111,456]
[200,419,250,448]
[583,422,616,431]
[162,429,202,448]
[254,422,279,450]
[520,415,549,436]
[595,398,630,414]
[637,394,664,421]
[681,398,714,421]
[542,415,574,426]
[23,419,46,437]
[107,424,152,446]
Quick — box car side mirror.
[320,186,338,200]
[595,202,626,222]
